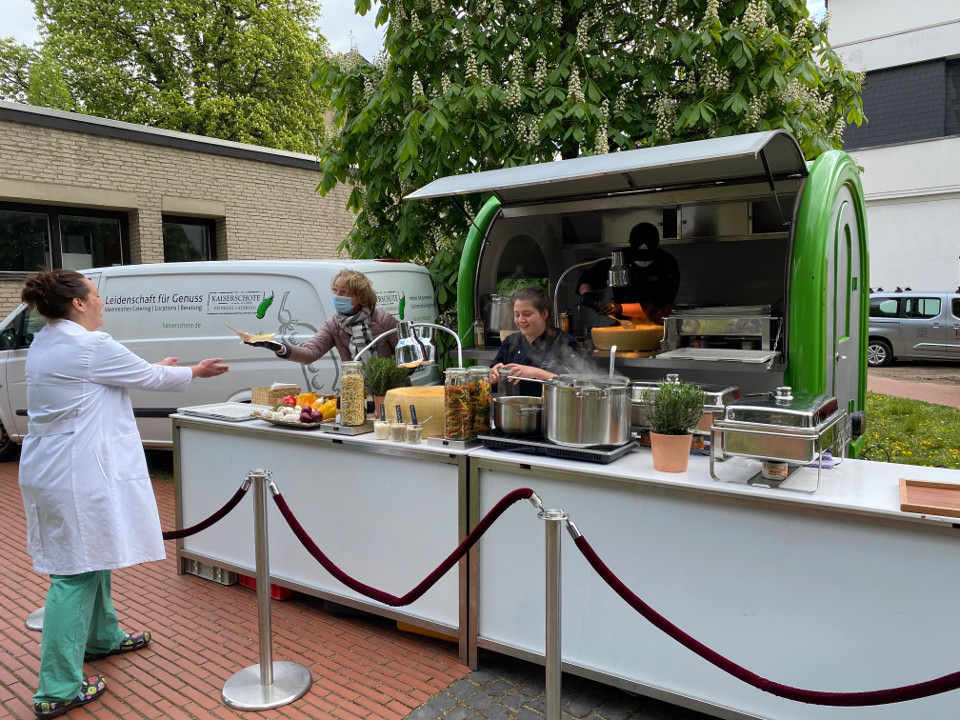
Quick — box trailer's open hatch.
[405,130,806,207]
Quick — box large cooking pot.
[492,396,541,435]
[541,374,631,447]
[485,294,517,332]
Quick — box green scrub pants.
[34,570,126,703]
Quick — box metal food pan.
[630,380,740,432]
[712,409,846,464]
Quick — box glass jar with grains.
[339,360,366,426]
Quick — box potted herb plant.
[641,379,706,472]
[364,356,410,415]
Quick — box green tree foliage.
[1,0,331,153]
[315,0,863,309]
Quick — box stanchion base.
[26,607,44,631]
[222,661,311,710]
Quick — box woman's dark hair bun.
[21,268,89,320]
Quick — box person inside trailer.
[577,221,680,324]
[489,286,584,396]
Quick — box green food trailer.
[407,130,869,456]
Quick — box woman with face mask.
[247,268,399,363]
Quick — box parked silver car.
[867,290,960,367]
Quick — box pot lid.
[405,130,806,206]
[721,387,839,428]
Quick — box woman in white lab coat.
[19,269,228,719]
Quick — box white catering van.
[0,259,441,460]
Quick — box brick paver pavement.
[0,460,470,720]
[0,459,714,720]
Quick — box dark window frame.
[0,201,130,274]
[162,215,218,262]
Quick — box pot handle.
[504,369,547,385]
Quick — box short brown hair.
[332,269,378,310]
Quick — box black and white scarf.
[337,308,375,360]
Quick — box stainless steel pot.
[486,294,517,332]
[541,374,631,448]
[492,396,541,435]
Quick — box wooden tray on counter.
[899,478,960,518]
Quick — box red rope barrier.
[574,534,960,706]
[273,487,535,607]
[162,484,249,541]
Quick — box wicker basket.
[251,385,300,406]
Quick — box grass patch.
[863,393,960,469]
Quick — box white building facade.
[829,0,960,292]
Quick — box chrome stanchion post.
[540,507,567,720]
[222,469,311,710]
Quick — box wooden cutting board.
[899,478,960,518]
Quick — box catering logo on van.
[377,290,404,319]
[207,291,274,316]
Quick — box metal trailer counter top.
[171,414,471,661]
[468,447,960,720]
[173,413,960,719]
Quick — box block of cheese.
[383,386,445,438]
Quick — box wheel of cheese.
[591,324,663,351]
[383,386,445,438]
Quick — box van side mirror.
[0,328,17,350]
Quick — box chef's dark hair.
[21,268,90,320]
[511,286,557,340]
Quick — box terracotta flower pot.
[649,432,693,473]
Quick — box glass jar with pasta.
[467,366,491,436]
[443,367,471,440]
[339,360,366,426]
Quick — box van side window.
[1,307,46,350]
[903,297,940,319]
[952,298,960,320]
[869,297,898,318]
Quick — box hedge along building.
[0,100,355,313]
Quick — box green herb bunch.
[642,380,706,435]
[364,356,409,396]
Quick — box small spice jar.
[443,367,471,440]
[390,422,408,442]
[373,419,391,440]
[339,360,366,426]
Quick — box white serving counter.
[172,414,470,660]
[173,413,960,719]
[469,447,960,720]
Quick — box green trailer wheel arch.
[456,196,502,346]
[787,150,870,456]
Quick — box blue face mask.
[331,295,355,314]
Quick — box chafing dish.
[631,375,740,435]
[709,386,847,491]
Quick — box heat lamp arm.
[417,321,463,368]
[553,258,607,328]
[353,328,400,363]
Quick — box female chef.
[489,286,585,395]
[19,268,228,718]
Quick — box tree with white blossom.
[315,0,863,308]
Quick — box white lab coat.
[18,319,193,575]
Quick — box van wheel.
[0,421,20,462]
[867,339,893,368]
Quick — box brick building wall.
[0,101,357,315]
